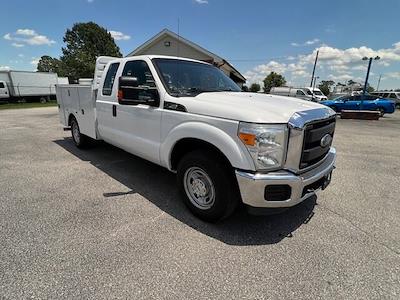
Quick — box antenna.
[177,18,180,58]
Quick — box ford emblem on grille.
[320,134,332,148]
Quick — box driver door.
[114,59,162,165]
[344,96,361,110]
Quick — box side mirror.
[119,76,138,88]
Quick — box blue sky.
[1,0,400,90]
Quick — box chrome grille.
[300,117,336,169]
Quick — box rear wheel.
[70,117,89,148]
[377,108,385,117]
[177,150,239,222]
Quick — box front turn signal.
[239,132,256,146]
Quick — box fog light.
[264,185,291,201]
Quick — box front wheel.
[377,108,385,117]
[177,151,239,222]
[70,117,89,148]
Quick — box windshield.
[334,95,349,100]
[313,90,323,95]
[153,58,241,97]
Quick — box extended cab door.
[97,59,162,165]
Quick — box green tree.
[61,22,122,80]
[347,79,356,85]
[242,85,249,92]
[37,55,66,76]
[318,80,335,97]
[249,83,261,92]
[263,72,286,93]
[367,85,375,93]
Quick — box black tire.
[39,97,47,103]
[70,117,90,148]
[377,108,385,117]
[177,150,239,222]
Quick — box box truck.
[0,70,67,103]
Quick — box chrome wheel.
[72,120,81,144]
[183,167,215,210]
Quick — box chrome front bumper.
[235,148,336,208]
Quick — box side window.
[0,82,4,88]
[119,60,158,105]
[122,60,156,87]
[296,90,304,96]
[389,93,396,98]
[102,63,120,96]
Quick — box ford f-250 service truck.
[56,55,336,221]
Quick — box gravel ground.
[0,107,399,299]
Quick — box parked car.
[270,86,327,102]
[56,55,336,222]
[320,94,396,116]
[370,91,400,108]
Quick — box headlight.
[238,123,288,170]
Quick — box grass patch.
[0,101,58,110]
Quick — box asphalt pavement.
[0,107,399,299]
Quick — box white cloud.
[11,43,25,48]
[18,54,24,57]
[3,29,55,46]
[291,38,320,47]
[384,72,400,79]
[244,42,400,86]
[16,29,36,36]
[0,66,10,71]
[31,58,39,67]
[195,0,208,4]
[109,30,131,41]
[87,0,94,3]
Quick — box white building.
[127,29,246,86]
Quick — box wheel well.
[68,114,76,126]
[170,138,232,171]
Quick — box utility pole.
[310,50,319,87]
[362,56,380,96]
[376,74,382,91]
[362,58,373,97]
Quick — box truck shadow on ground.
[54,138,317,246]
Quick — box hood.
[171,92,331,123]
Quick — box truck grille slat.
[300,117,336,169]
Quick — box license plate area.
[302,171,332,196]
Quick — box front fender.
[160,121,255,171]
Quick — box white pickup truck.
[56,55,336,221]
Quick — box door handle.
[112,105,117,117]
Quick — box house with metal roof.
[127,29,246,86]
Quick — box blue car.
[321,94,396,116]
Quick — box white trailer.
[270,87,327,102]
[0,70,63,103]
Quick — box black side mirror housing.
[119,76,138,88]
